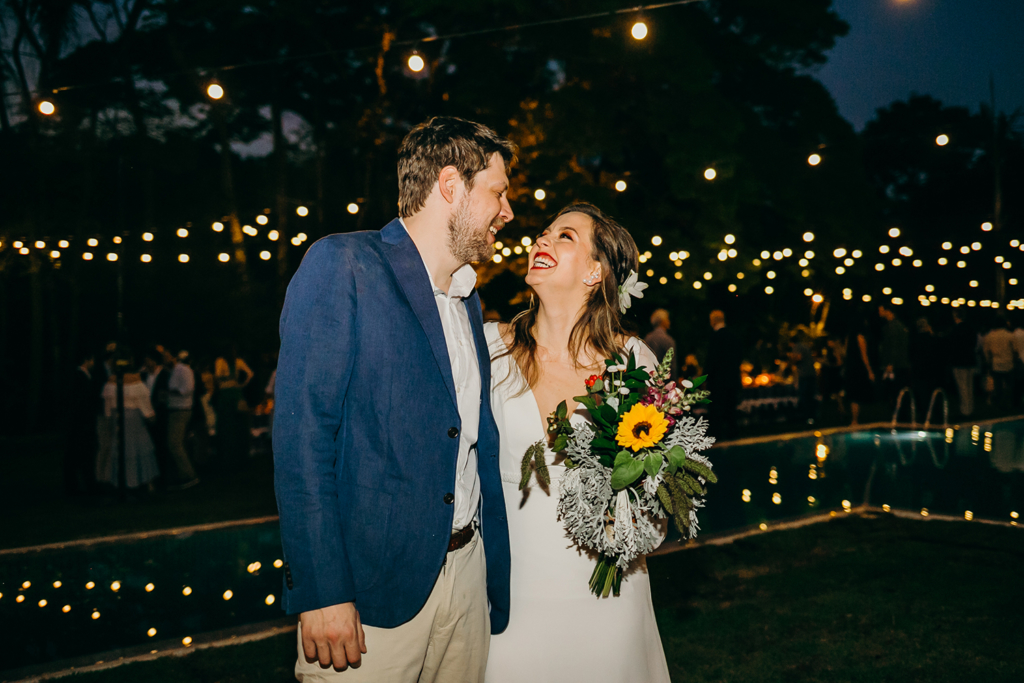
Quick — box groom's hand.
[301,602,367,670]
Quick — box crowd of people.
[64,343,277,497]
[638,306,1024,437]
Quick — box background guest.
[983,316,1015,411]
[164,348,200,490]
[948,310,978,417]
[96,351,160,492]
[214,347,254,468]
[789,331,818,424]
[845,315,875,426]
[645,309,678,380]
[878,304,910,408]
[910,317,943,416]
[705,309,741,440]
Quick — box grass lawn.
[60,514,1023,683]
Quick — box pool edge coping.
[714,413,1024,449]
[5,623,297,683]
[0,515,281,557]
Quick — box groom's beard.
[447,198,495,264]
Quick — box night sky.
[815,0,1024,129]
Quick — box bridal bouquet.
[520,349,716,597]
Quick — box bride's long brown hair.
[495,202,640,394]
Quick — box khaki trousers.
[295,533,489,683]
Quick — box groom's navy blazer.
[273,219,511,633]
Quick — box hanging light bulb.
[38,100,56,115]
[207,83,225,100]
[631,22,648,40]
[408,54,425,72]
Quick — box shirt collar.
[399,218,478,300]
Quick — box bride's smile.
[525,212,602,296]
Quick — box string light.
[614,180,627,192]
[177,228,188,238]
[346,203,358,214]
[534,189,546,200]
[259,251,272,260]
[802,232,814,242]
[38,100,56,115]
[178,254,190,263]
[935,134,949,146]
[142,232,153,241]
[631,21,648,40]
[724,234,735,244]
[265,594,276,605]
[704,168,716,180]
[256,215,269,225]
[141,254,152,263]
[212,222,224,232]
[807,154,821,166]
[981,222,993,231]
[107,253,118,262]
[218,253,230,262]
[888,228,900,238]
[207,83,224,100]
[58,240,69,248]
[242,225,258,236]
[268,230,280,241]
[297,206,310,217]
[407,54,425,72]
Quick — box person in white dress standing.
[484,202,671,683]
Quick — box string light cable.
[9,0,706,97]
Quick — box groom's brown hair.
[397,116,517,218]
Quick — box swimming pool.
[2,419,1022,676]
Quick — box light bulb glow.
[936,134,949,146]
[704,168,716,180]
[408,55,425,72]
[38,100,56,115]
[207,83,224,100]
[631,22,648,40]
[218,253,230,262]
[807,154,821,166]
[297,206,310,217]
[256,215,269,225]
[614,180,627,192]
[212,222,224,232]
[534,189,546,200]
[346,203,358,214]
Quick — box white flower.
[682,379,693,389]
[619,387,630,395]
[606,396,620,411]
[618,270,649,314]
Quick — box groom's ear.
[438,165,461,205]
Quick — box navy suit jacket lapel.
[380,219,458,410]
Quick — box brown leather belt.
[447,524,476,553]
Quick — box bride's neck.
[533,295,586,363]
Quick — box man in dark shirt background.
[705,309,741,440]
[949,310,978,417]
[645,309,678,380]
[878,304,911,410]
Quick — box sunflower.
[615,403,669,452]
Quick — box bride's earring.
[584,272,600,285]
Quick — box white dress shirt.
[167,363,195,410]
[402,220,481,532]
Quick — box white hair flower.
[618,270,649,314]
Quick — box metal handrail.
[890,386,917,429]
[922,388,949,432]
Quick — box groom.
[273,116,516,682]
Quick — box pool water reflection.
[2,419,1023,674]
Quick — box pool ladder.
[890,387,917,428]
[889,388,951,467]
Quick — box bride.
[483,203,671,683]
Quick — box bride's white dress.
[483,323,672,683]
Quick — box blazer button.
[443,493,455,504]
[448,427,459,438]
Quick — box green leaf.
[690,374,707,388]
[644,453,662,478]
[611,453,644,490]
[626,352,636,372]
[627,370,649,381]
[556,400,567,420]
[599,404,618,425]
[552,435,568,453]
[592,437,618,451]
[666,445,687,469]
[656,482,674,513]
[604,358,617,367]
